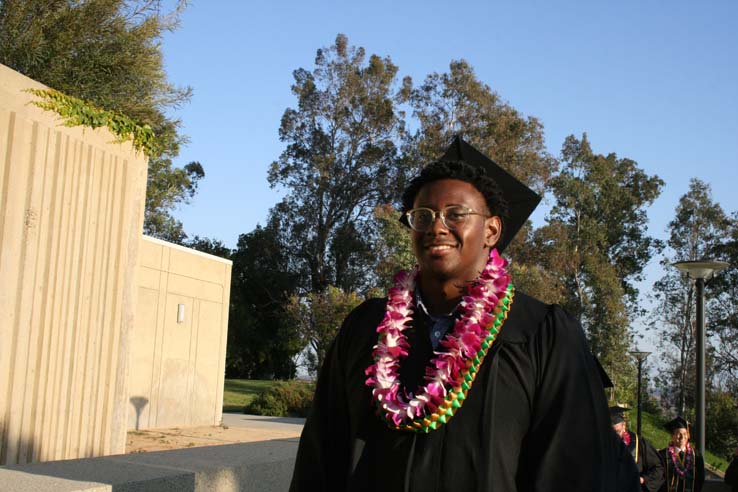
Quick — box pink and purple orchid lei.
[668,443,694,477]
[364,249,511,428]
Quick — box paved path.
[221,413,306,431]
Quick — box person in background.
[610,405,664,492]
[725,447,738,492]
[658,417,704,492]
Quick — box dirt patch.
[126,424,302,453]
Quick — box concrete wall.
[0,64,148,464]
[128,236,231,430]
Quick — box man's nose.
[427,213,448,234]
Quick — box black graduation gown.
[725,456,738,492]
[657,447,705,492]
[623,431,664,492]
[290,292,640,492]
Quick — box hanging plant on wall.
[25,88,158,157]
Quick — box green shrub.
[244,380,315,417]
[222,379,273,413]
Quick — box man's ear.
[484,216,502,249]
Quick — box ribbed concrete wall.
[0,64,148,465]
[128,236,231,431]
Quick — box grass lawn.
[222,379,273,413]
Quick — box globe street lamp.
[629,350,651,436]
[672,259,729,456]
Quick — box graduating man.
[610,405,664,491]
[291,137,639,492]
[658,417,705,492]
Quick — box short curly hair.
[401,159,509,236]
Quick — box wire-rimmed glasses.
[405,205,489,232]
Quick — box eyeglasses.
[405,205,489,232]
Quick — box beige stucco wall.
[0,64,148,464]
[128,236,231,431]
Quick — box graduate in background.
[658,417,705,492]
[290,137,639,491]
[610,405,664,492]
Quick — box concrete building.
[128,236,231,431]
[0,63,231,466]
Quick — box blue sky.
[161,0,737,348]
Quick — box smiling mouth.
[426,244,457,254]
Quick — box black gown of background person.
[725,454,738,492]
[623,431,663,492]
[290,292,640,492]
[657,447,704,492]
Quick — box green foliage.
[709,214,738,391]
[181,235,231,259]
[268,33,410,295]
[222,379,273,413]
[245,380,315,417]
[26,88,157,155]
[400,59,560,297]
[706,452,730,472]
[507,262,567,306]
[527,134,664,401]
[249,35,669,386]
[402,59,557,196]
[706,390,738,460]
[227,216,303,380]
[651,179,731,413]
[286,285,363,376]
[0,0,201,240]
[640,410,672,450]
[261,34,417,377]
[373,204,415,290]
[551,134,664,307]
[145,159,204,242]
[666,178,730,259]
[0,0,189,151]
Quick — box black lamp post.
[672,259,729,456]
[629,350,651,436]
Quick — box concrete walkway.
[4,415,731,492]
[221,413,306,431]
[0,414,305,492]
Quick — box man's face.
[671,428,689,449]
[612,421,627,437]
[411,179,500,284]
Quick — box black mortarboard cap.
[664,416,690,433]
[609,404,630,425]
[439,136,541,252]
